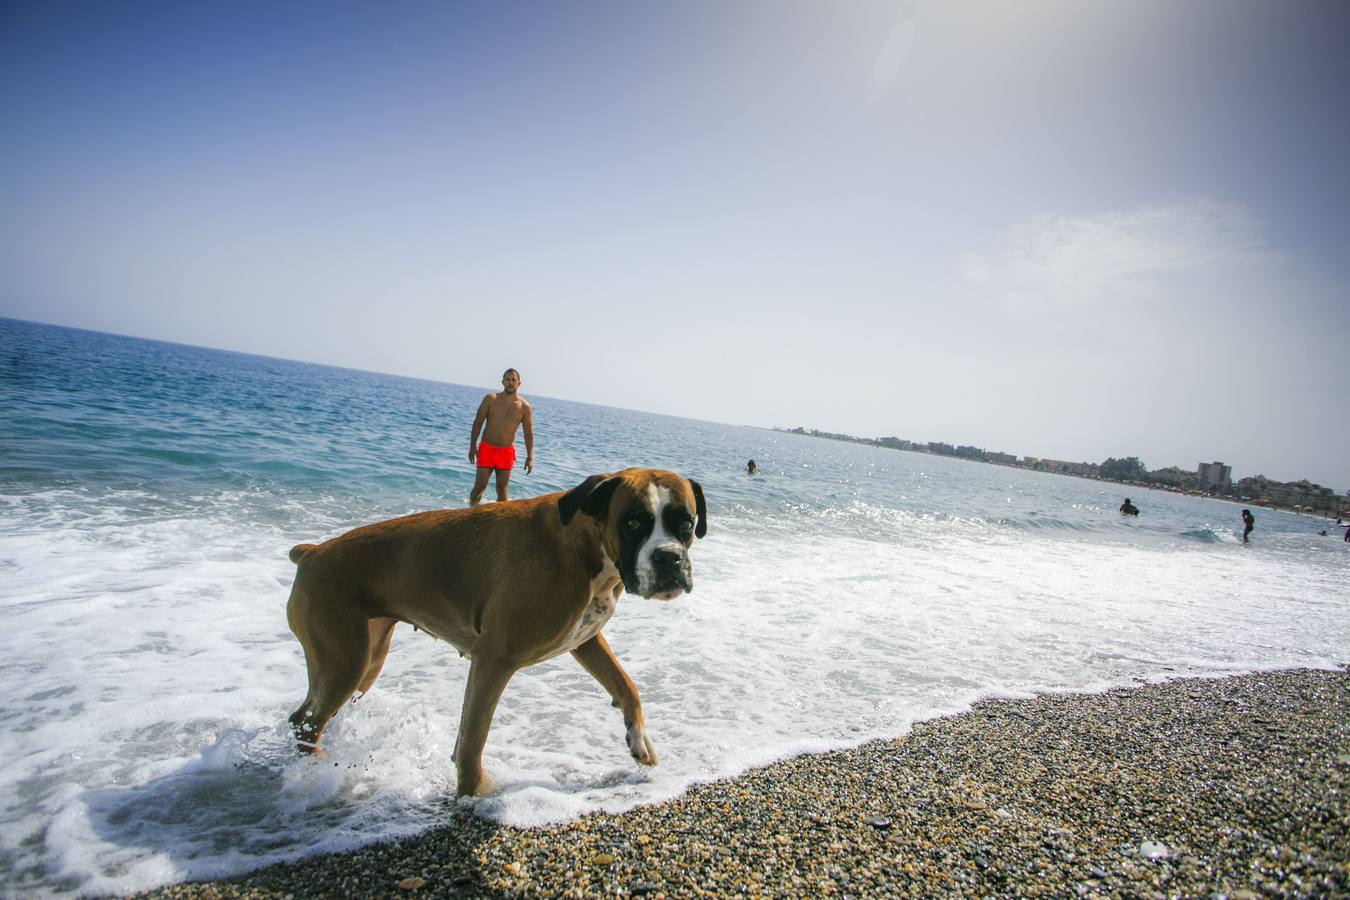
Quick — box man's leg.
[469,467,492,506]
[494,467,512,502]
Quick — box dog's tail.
[289,543,319,564]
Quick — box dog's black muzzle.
[649,547,693,597]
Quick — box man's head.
[501,368,521,393]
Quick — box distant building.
[1196,461,1232,490]
[1149,466,1194,487]
[1236,475,1337,513]
[1036,458,1100,478]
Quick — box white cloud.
[871,12,917,88]
[963,200,1265,308]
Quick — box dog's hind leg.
[571,634,658,767]
[289,604,371,752]
[355,617,398,696]
[453,658,516,797]
[287,585,323,750]
[287,657,318,750]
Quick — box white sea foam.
[0,481,1346,895]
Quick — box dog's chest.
[544,565,622,659]
[567,590,618,648]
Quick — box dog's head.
[558,467,707,600]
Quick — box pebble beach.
[139,668,1349,899]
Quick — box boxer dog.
[285,467,707,796]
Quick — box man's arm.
[469,395,490,462]
[522,402,534,474]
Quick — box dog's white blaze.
[635,483,682,596]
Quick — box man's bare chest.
[487,398,523,423]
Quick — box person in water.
[1241,508,1255,543]
[747,459,758,475]
[468,368,534,506]
[1119,497,1139,516]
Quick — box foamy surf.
[1,320,1345,895]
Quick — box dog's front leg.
[454,658,516,797]
[571,634,658,766]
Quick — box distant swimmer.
[1119,497,1139,516]
[747,459,758,476]
[1241,508,1255,543]
[468,368,534,506]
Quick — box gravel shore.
[141,668,1349,899]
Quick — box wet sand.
[140,668,1349,898]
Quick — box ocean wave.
[1178,527,1242,544]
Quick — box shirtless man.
[468,368,534,506]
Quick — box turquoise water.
[4,316,1333,544]
[2,317,1346,895]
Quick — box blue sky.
[3,1,1348,490]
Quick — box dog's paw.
[626,724,659,767]
[456,768,498,798]
[293,731,324,756]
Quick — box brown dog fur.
[285,468,706,796]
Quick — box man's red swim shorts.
[476,440,516,470]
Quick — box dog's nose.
[652,547,683,570]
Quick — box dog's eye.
[678,518,694,536]
[626,518,644,531]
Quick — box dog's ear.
[558,474,605,526]
[580,475,624,521]
[690,478,708,538]
[558,474,622,526]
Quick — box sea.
[1,317,1346,896]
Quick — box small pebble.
[1139,840,1170,860]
